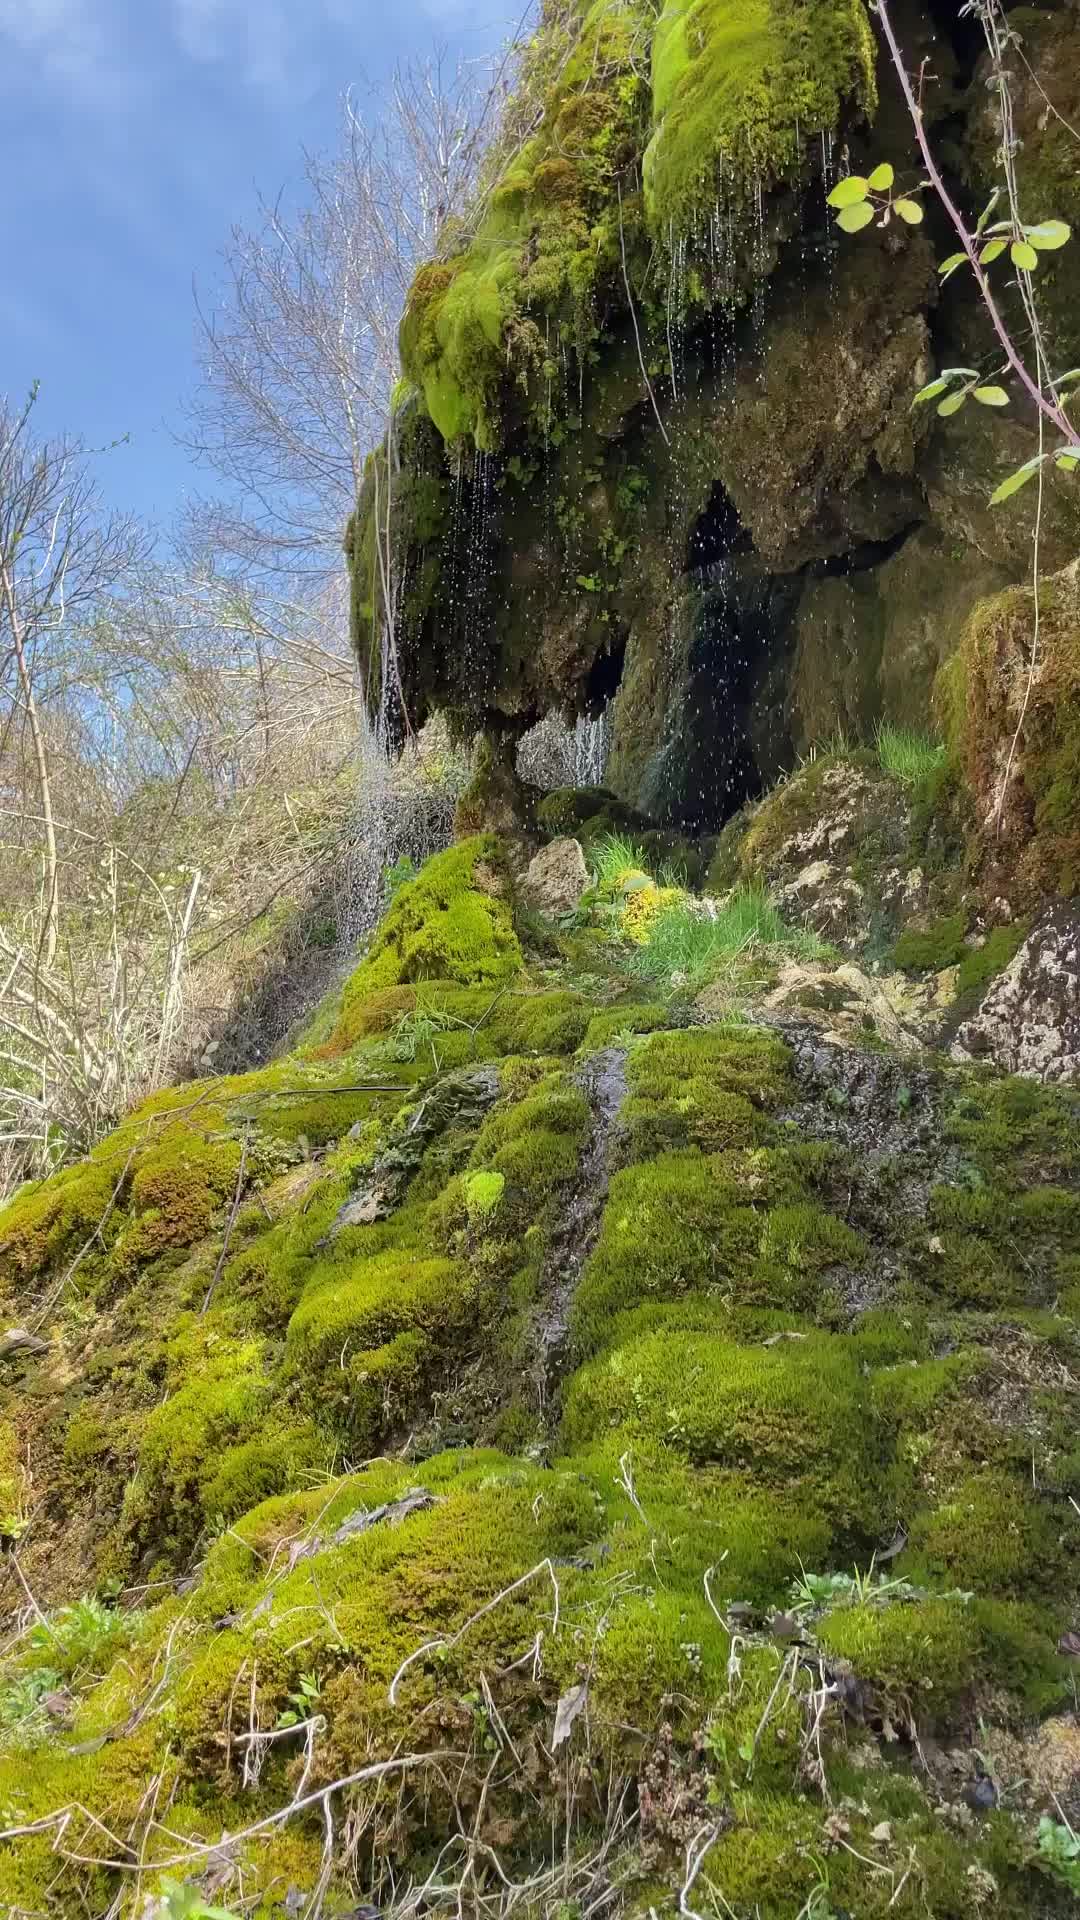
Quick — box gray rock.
[521,836,589,917]
[952,902,1080,1084]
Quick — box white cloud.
[0,0,130,104]
[168,0,337,103]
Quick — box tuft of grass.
[876,722,946,786]
[591,831,651,894]
[630,889,827,991]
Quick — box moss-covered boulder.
[943,559,1080,901]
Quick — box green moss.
[944,1075,1080,1186]
[565,1311,892,1537]
[112,1131,242,1274]
[126,1341,275,1557]
[816,1596,988,1719]
[333,838,521,1048]
[580,1002,673,1048]
[469,1075,590,1222]
[905,1471,1071,1596]
[620,1024,793,1157]
[200,1428,327,1525]
[892,913,968,973]
[0,1154,122,1288]
[346,404,451,710]
[462,1168,505,1228]
[173,1453,603,1759]
[286,1252,471,1380]
[955,921,1030,1000]
[499,991,590,1055]
[573,1127,863,1344]
[537,786,646,839]
[0,1419,25,1534]
[947,565,1080,898]
[644,0,876,232]
[571,1151,761,1342]
[399,4,651,446]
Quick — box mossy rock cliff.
[2,840,1080,1916]
[347,0,1080,838]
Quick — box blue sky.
[0,0,514,527]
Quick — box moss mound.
[644,0,875,230]
[332,835,521,1047]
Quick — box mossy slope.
[1,843,1079,1917]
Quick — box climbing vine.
[827,0,1080,502]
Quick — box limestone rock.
[952,903,1080,1084]
[521,837,589,918]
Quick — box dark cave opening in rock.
[583,633,627,716]
[649,573,802,833]
[686,481,753,575]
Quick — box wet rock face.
[521,837,589,918]
[729,756,929,947]
[953,903,1080,1086]
[352,0,1080,855]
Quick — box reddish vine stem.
[873,0,1074,442]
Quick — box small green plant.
[463,1168,505,1230]
[1036,1815,1080,1893]
[790,1563,919,1617]
[275,1669,324,1729]
[827,2,1079,505]
[28,1594,140,1677]
[156,1880,238,1920]
[0,1666,63,1745]
[827,160,924,230]
[875,722,946,786]
[385,1005,454,1065]
[383,855,417,899]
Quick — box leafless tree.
[0,388,147,965]
[182,48,518,580]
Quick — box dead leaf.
[552,1682,588,1749]
[1057,1629,1080,1657]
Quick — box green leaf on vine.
[980,238,1007,265]
[827,175,870,209]
[867,163,895,191]
[912,377,949,405]
[938,391,969,416]
[1056,449,1080,473]
[1011,239,1040,271]
[989,456,1044,505]
[894,198,924,225]
[938,252,967,280]
[837,201,875,233]
[975,192,1001,236]
[1052,368,1080,391]
[1026,220,1071,251]
[973,386,1009,407]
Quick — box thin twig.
[388,1559,561,1704]
[201,1127,252,1314]
[617,181,670,448]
